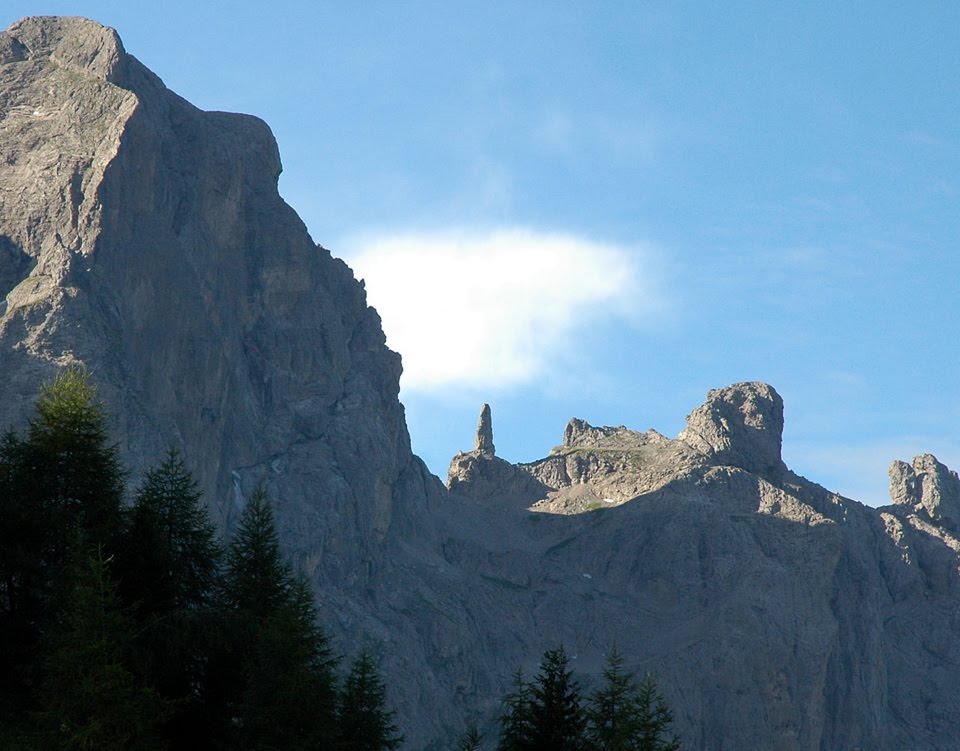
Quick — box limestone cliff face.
[0,17,442,575]
[6,17,960,751]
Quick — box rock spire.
[475,403,495,457]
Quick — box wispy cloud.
[344,228,666,394]
[531,109,662,163]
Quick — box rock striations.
[4,17,960,750]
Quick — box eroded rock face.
[678,381,786,477]
[889,454,960,530]
[0,14,444,601]
[442,388,960,750]
[448,404,547,505]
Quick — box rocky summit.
[4,16,960,750]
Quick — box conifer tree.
[221,487,338,749]
[223,486,290,615]
[336,650,403,751]
[38,545,166,750]
[25,367,125,553]
[586,648,641,751]
[120,449,220,614]
[236,574,338,750]
[496,669,533,751]
[633,674,680,751]
[0,430,40,722]
[458,722,484,751]
[527,646,587,751]
[586,649,680,751]
[118,450,222,745]
[0,369,125,724]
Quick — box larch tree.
[634,673,680,751]
[0,368,126,726]
[457,722,485,751]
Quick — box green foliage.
[38,545,167,750]
[223,486,290,615]
[222,487,338,750]
[0,368,125,725]
[632,674,680,751]
[336,650,403,751]
[586,650,681,751]
[0,374,358,749]
[121,449,220,614]
[117,450,223,746]
[495,648,681,751]
[457,723,484,751]
[234,575,338,749]
[26,367,125,550]
[527,646,587,751]
[496,670,532,751]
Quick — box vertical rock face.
[0,16,441,574]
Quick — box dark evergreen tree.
[235,575,338,750]
[458,722,484,751]
[586,653,681,751]
[0,430,41,724]
[120,449,219,614]
[223,486,290,615]
[0,369,125,725]
[117,450,223,745]
[496,669,533,751]
[586,648,644,751]
[38,545,167,750]
[633,674,680,751]
[527,646,587,751]
[221,487,338,750]
[335,650,403,751]
[24,368,125,553]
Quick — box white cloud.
[343,228,664,393]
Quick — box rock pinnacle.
[476,403,495,457]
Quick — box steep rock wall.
[0,18,442,573]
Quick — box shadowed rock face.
[5,17,960,750]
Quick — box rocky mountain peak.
[677,381,785,477]
[560,418,658,452]
[889,453,960,530]
[4,16,126,83]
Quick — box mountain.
[3,16,960,750]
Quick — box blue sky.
[7,2,960,505]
